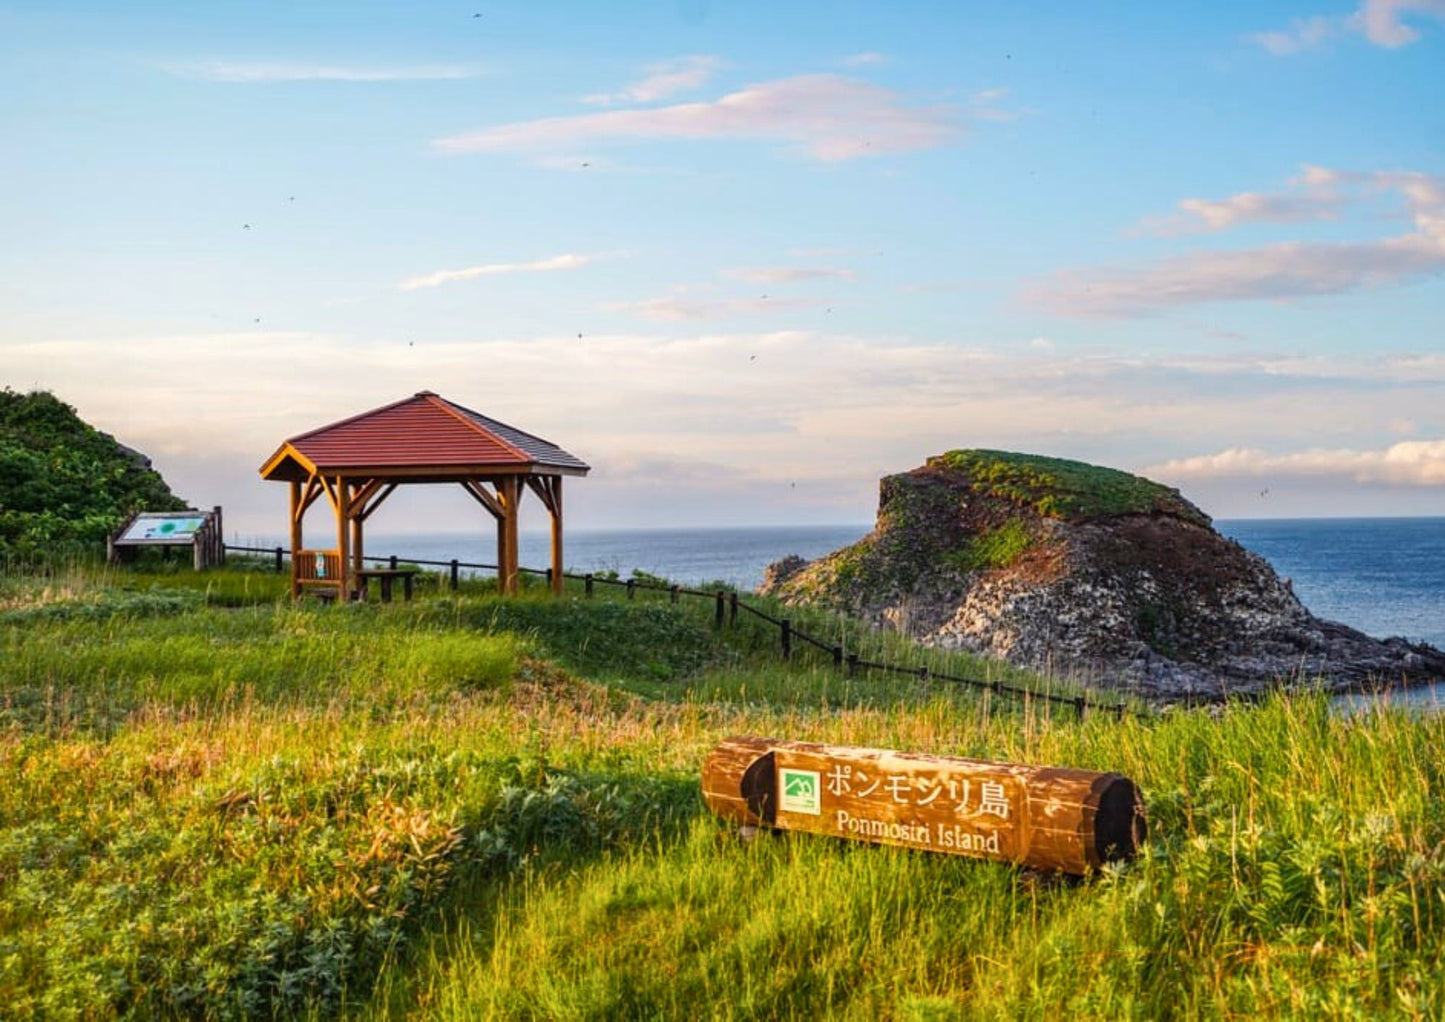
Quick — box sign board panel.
[702,736,1145,875]
[117,514,207,545]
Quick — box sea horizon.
[232,517,1445,650]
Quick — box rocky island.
[762,450,1445,702]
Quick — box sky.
[2,0,1443,536]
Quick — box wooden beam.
[524,475,558,516]
[350,481,365,577]
[499,475,520,595]
[288,480,303,598]
[460,479,504,520]
[293,463,589,480]
[335,475,351,600]
[549,475,563,596]
[296,476,325,522]
[357,482,398,523]
[317,473,341,514]
[351,477,385,511]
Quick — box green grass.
[930,449,1211,526]
[2,561,1443,1019]
[943,519,1034,573]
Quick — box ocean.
[340,518,1444,648]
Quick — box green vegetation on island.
[0,389,187,558]
[1,562,1443,1019]
[929,449,1211,526]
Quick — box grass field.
[2,561,1442,1019]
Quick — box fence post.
[389,554,398,571]
[670,584,679,605]
[918,665,930,681]
[781,619,792,661]
[450,559,459,591]
[728,592,738,625]
[585,573,594,597]
[715,591,725,626]
[274,546,284,573]
[546,568,554,589]
[1075,696,1087,721]
[832,644,843,667]
[846,653,859,677]
[626,579,635,600]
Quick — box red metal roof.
[262,392,589,475]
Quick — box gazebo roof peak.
[259,391,589,480]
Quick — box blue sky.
[3,0,1443,534]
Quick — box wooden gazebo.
[258,391,588,599]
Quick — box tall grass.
[2,563,1443,1018]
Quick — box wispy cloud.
[722,266,857,283]
[583,55,725,105]
[602,296,818,320]
[1140,183,1347,236]
[1148,440,1445,486]
[434,74,963,162]
[398,253,593,291]
[1028,167,1445,316]
[166,61,480,83]
[1251,0,1445,53]
[840,52,890,67]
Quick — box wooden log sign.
[701,736,1145,875]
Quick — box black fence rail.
[224,543,1135,721]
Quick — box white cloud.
[1148,440,1445,486]
[722,266,857,283]
[840,52,890,67]
[1142,191,1346,236]
[167,61,479,83]
[602,296,818,320]
[583,55,725,105]
[434,74,962,162]
[14,330,1445,529]
[397,254,594,291]
[1030,167,1445,317]
[1251,0,1445,53]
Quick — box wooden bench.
[355,568,418,603]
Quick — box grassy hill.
[0,389,187,558]
[0,562,1441,1018]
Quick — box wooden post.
[781,619,792,660]
[701,736,1146,876]
[350,496,364,578]
[670,584,679,604]
[450,559,460,591]
[585,573,594,597]
[846,653,859,677]
[288,480,302,597]
[494,485,507,594]
[214,506,225,566]
[336,475,351,601]
[501,476,520,595]
[716,591,726,626]
[626,579,635,600]
[389,554,398,570]
[729,592,738,625]
[833,644,843,667]
[550,475,564,596]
